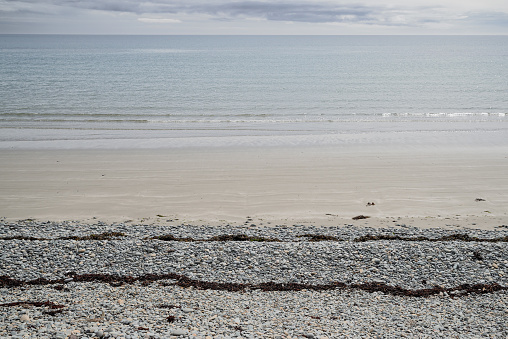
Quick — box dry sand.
[1,145,507,230]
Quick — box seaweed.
[2,232,506,243]
[0,236,44,241]
[296,234,342,241]
[151,234,196,242]
[0,301,65,309]
[208,234,280,242]
[353,234,508,243]
[0,231,125,241]
[352,215,370,220]
[472,251,484,261]
[158,304,180,309]
[152,234,281,242]
[59,232,125,241]
[1,273,506,298]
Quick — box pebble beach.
[1,219,507,338]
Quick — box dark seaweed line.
[0,301,65,309]
[0,274,506,298]
[1,233,507,242]
[155,233,508,242]
[0,232,125,241]
[352,234,508,242]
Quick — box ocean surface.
[0,35,507,149]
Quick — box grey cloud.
[463,11,508,26]
[1,1,391,24]
[4,0,508,28]
[198,2,376,23]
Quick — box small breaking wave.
[382,112,506,118]
[1,111,506,125]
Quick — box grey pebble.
[171,328,187,336]
[0,219,506,338]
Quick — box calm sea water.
[1,35,507,148]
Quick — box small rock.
[171,328,187,336]
[181,307,193,313]
[19,314,30,322]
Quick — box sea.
[0,35,507,149]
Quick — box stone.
[171,328,187,336]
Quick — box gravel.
[0,219,507,338]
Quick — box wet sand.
[0,145,507,229]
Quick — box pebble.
[171,328,187,336]
[0,219,507,338]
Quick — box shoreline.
[2,215,507,231]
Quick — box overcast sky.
[1,0,508,35]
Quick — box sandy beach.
[1,144,507,229]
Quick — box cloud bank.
[2,0,508,34]
[0,1,437,25]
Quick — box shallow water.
[1,35,507,148]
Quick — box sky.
[1,0,508,35]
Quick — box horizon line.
[1,33,507,36]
